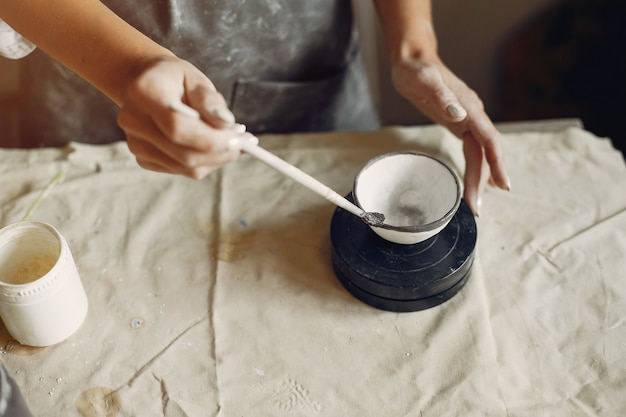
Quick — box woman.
[0,0,509,215]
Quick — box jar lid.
[330,195,477,312]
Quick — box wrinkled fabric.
[0,124,624,416]
[0,363,32,417]
[16,0,379,148]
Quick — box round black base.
[330,196,477,312]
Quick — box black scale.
[330,194,477,312]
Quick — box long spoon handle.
[168,101,367,219]
[236,139,365,218]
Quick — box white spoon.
[168,101,385,226]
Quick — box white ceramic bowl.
[353,152,461,245]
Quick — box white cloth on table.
[0,125,624,416]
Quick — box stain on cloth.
[75,387,122,417]
[207,231,259,263]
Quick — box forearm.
[0,0,174,106]
[373,0,438,64]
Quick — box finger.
[126,135,180,173]
[132,153,170,175]
[462,132,489,216]
[409,63,468,123]
[464,112,510,191]
[125,100,237,156]
[127,135,226,179]
[153,103,224,151]
[185,81,236,129]
[119,107,240,174]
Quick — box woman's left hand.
[391,55,510,216]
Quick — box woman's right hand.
[2,1,241,178]
[117,57,243,179]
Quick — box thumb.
[184,74,236,129]
[416,64,468,123]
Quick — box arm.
[0,1,241,178]
[373,0,510,215]
[0,0,169,106]
[373,0,438,64]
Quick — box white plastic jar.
[0,221,88,347]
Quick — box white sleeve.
[0,19,36,59]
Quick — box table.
[1,122,625,416]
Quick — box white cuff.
[0,19,36,59]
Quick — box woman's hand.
[1,1,243,179]
[374,0,510,216]
[117,57,242,179]
[391,55,510,215]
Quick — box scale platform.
[330,195,477,312]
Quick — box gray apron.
[17,0,379,147]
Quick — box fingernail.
[446,103,467,121]
[505,176,512,191]
[210,107,236,124]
